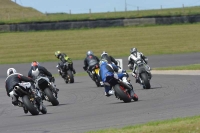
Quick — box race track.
[0,53,200,133]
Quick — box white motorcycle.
[34,75,59,106]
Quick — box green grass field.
[1,23,200,64]
[86,115,200,133]
[1,0,200,24]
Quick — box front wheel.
[22,95,39,115]
[44,88,59,106]
[113,84,131,103]
[67,70,74,83]
[141,73,151,89]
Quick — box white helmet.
[101,51,108,57]
[7,68,17,76]
[87,51,93,56]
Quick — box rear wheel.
[113,84,131,103]
[141,73,151,89]
[67,70,74,83]
[44,88,59,106]
[22,95,39,115]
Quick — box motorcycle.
[133,59,152,89]
[105,74,138,103]
[86,64,104,87]
[14,82,47,115]
[57,62,74,83]
[34,75,59,106]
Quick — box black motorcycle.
[57,62,74,83]
[134,59,152,89]
[34,75,59,106]
[86,64,103,87]
[14,82,47,115]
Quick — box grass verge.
[1,23,200,64]
[86,115,200,133]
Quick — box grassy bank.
[0,23,200,64]
[1,0,200,24]
[86,115,200,133]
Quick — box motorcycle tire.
[113,84,131,103]
[22,95,39,115]
[40,104,47,114]
[141,73,151,89]
[67,70,74,83]
[44,88,59,106]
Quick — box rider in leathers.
[83,51,100,80]
[100,51,118,66]
[99,59,138,99]
[55,51,76,76]
[128,48,149,82]
[5,68,42,113]
[28,61,59,92]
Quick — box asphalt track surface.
[0,53,200,133]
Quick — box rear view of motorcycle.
[14,82,47,115]
[106,75,138,103]
[87,64,104,87]
[134,59,152,89]
[34,75,59,106]
[57,62,74,83]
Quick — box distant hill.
[0,0,45,21]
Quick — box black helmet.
[130,48,137,54]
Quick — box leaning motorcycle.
[105,74,138,103]
[57,62,74,83]
[134,59,152,89]
[34,75,59,106]
[14,82,47,115]
[87,64,103,87]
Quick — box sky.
[12,0,200,14]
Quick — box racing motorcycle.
[34,75,59,106]
[14,82,47,115]
[57,62,74,83]
[105,74,138,103]
[133,59,152,89]
[87,64,103,87]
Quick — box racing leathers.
[128,51,149,82]
[57,53,76,74]
[101,54,118,66]
[5,73,40,106]
[83,54,100,80]
[28,65,58,93]
[100,60,136,98]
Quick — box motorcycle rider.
[128,48,150,83]
[99,59,138,100]
[83,51,100,81]
[28,61,59,92]
[5,68,43,113]
[100,51,118,66]
[55,51,76,76]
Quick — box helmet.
[130,48,137,54]
[31,61,39,67]
[7,68,17,76]
[87,51,93,56]
[31,61,40,77]
[55,51,61,59]
[101,51,108,57]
